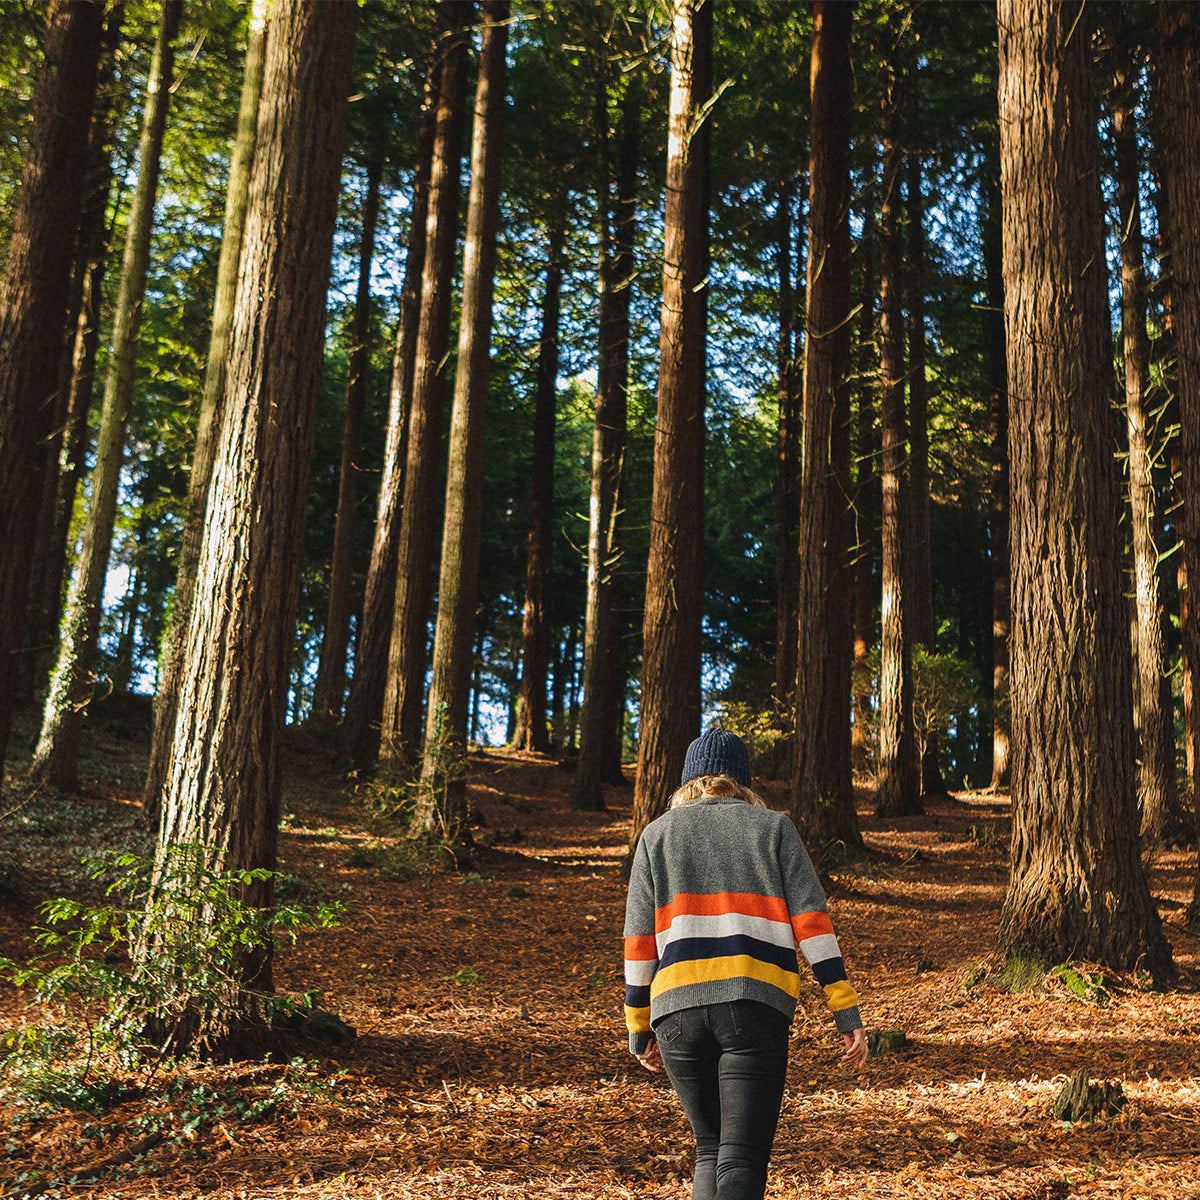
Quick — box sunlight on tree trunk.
[629,0,711,857]
[145,0,268,827]
[32,0,182,791]
[996,0,1172,976]
[148,0,356,1049]
[0,0,103,787]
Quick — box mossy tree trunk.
[0,0,103,787]
[416,1,509,831]
[32,0,182,791]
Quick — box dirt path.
[3,743,1200,1198]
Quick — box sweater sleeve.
[622,833,659,1054]
[778,816,863,1034]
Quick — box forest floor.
[1,708,1199,1199]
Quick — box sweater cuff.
[629,1030,653,1055]
[833,1005,863,1034]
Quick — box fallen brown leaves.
[2,747,1198,1198]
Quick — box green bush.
[851,646,982,779]
[0,846,342,1113]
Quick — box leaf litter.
[1,745,1198,1198]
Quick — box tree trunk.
[381,6,471,771]
[19,4,124,705]
[874,61,921,818]
[1157,2,1200,926]
[340,57,439,774]
[32,0,182,791]
[0,0,103,787]
[572,72,641,811]
[416,1,508,831]
[511,199,566,755]
[144,0,268,825]
[791,0,860,852]
[983,165,1011,793]
[851,202,876,777]
[905,147,946,801]
[1112,44,1184,845]
[311,151,384,721]
[628,0,711,854]
[775,174,799,712]
[996,0,1172,976]
[149,0,356,1044]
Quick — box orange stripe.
[624,934,658,960]
[791,910,835,942]
[655,891,792,933]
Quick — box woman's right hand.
[839,1028,868,1069]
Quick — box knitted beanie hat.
[681,727,751,787]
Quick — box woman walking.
[623,727,867,1200]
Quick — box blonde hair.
[669,773,768,809]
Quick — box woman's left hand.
[636,1039,664,1073]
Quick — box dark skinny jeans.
[653,999,790,1200]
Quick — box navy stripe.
[810,955,847,987]
[658,934,799,975]
[625,984,650,1007]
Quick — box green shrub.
[0,846,342,1113]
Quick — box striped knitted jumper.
[623,796,862,1054]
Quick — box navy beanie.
[681,727,751,787]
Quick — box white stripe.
[656,911,796,955]
[624,959,656,986]
[798,933,841,966]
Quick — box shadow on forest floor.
[2,735,1199,1198]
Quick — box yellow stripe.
[823,980,859,1012]
[624,1004,651,1033]
[650,954,800,999]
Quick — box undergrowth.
[0,846,343,1119]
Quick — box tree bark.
[150,0,355,1034]
[775,174,799,712]
[628,0,711,854]
[144,0,268,826]
[381,6,471,771]
[511,199,567,755]
[19,3,124,705]
[1157,2,1200,926]
[982,165,1011,793]
[874,61,921,818]
[851,202,876,777]
[0,0,103,787]
[311,150,384,721]
[1112,43,1184,845]
[996,0,1172,977]
[791,0,860,852]
[416,1,508,831]
[32,0,182,791]
[572,72,641,811]
[340,55,439,774]
[905,148,946,800]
